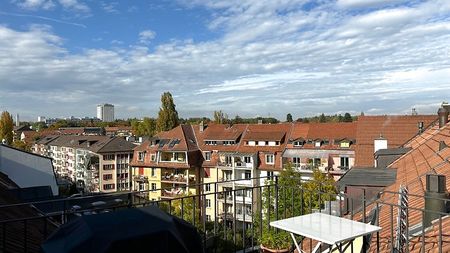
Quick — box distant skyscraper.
[38,116,46,122]
[97,104,114,122]
[15,114,19,127]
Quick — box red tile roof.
[354,115,437,167]
[367,119,450,252]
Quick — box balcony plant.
[257,163,337,252]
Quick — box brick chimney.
[423,174,448,228]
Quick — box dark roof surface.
[337,167,397,188]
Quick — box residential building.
[97,103,114,122]
[283,122,357,180]
[130,125,201,201]
[32,136,135,193]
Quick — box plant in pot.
[260,229,291,253]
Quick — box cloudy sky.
[0,0,450,121]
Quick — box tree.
[156,92,179,132]
[132,118,156,137]
[213,110,225,124]
[286,113,293,122]
[0,111,14,144]
[319,113,326,123]
[343,113,353,122]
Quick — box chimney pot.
[438,105,449,128]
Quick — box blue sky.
[0,0,450,121]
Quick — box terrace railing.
[0,176,448,253]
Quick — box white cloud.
[139,30,156,44]
[58,0,89,12]
[336,0,407,9]
[14,0,55,10]
[2,0,450,119]
[13,0,90,12]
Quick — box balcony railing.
[0,176,448,253]
[161,174,195,184]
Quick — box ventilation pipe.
[423,174,448,228]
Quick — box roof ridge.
[235,124,249,151]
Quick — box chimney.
[374,135,388,167]
[418,121,424,134]
[199,121,204,132]
[423,174,448,228]
[438,103,449,128]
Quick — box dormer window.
[205,141,217,145]
[258,141,266,146]
[204,152,211,161]
[340,141,350,148]
[265,154,274,164]
[293,141,304,147]
[138,152,145,161]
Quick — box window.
[265,154,274,164]
[245,171,251,179]
[225,156,232,165]
[151,183,157,190]
[103,154,115,161]
[340,157,349,170]
[103,164,114,170]
[205,141,217,145]
[139,183,145,191]
[205,184,211,192]
[103,184,115,190]
[206,199,211,208]
[313,158,321,168]
[150,154,156,161]
[138,152,145,161]
[315,141,322,147]
[293,157,301,165]
[204,152,211,161]
[294,141,304,147]
[244,156,251,163]
[103,174,113,180]
[267,171,274,180]
[224,171,232,181]
[258,141,266,146]
[151,168,156,177]
[340,141,350,148]
[223,141,235,145]
[206,215,211,221]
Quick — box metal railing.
[0,176,448,253]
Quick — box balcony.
[161,188,185,199]
[133,175,148,183]
[0,177,447,253]
[161,174,195,184]
[234,162,253,169]
[217,162,233,169]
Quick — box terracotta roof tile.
[355,115,437,167]
[366,120,450,252]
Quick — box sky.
[0,0,450,121]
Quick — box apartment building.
[130,125,202,201]
[283,122,357,180]
[130,115,437,227]
[32,136,135,193]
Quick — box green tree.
[343,113,353,122]
[12,140,30,151]
[213,110,225,124]
[0,111,14,144]
[286,113,293,122]
[319,113,326,123]
[156,92,179,132]
[132,118,156,137]
[256,164,337,249]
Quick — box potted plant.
[260,229,291,253]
